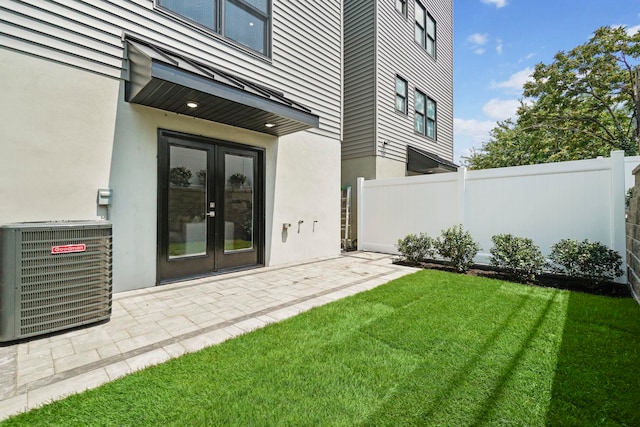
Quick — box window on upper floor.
[395,76,408,114]
[414,1,436,58]
[426,13,436,57]
[415,90,436,139]
[396,0,407,17]
[426,96,436,138]
[157,0,271,56]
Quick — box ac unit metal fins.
[0,221,112,342]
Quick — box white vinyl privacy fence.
[358,151,640,283]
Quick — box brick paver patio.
[0,252,417,420]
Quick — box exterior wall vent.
[0,221,112,342]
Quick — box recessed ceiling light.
[186,101,199,109]
[265,123,276,128]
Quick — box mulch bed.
[395,260,632,298]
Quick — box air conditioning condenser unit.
[0,221,112,342]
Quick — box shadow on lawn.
[427,291,561,426]
[360,276,564,426]
[544,291,640,425]
[362,268,639,425]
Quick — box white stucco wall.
[1,51,342,293]
[269,132,342,265]
[110,84,341,291]
[376,155,407,179]
[110,82,278,292]
[0,49,117,223]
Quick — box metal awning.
[407,145,458,174]
[125,38,319,136]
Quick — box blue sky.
[453,0,640,164]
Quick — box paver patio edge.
[0,253,417,420]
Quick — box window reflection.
[158,0,270,56]
[224,1,267,54]
[168,146,207,259]
[159,0,216,29]
[224,154,254,252]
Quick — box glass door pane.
[158,131,263,282]
[168,146,208,259]
[224,153,254,252]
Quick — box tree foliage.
[466,26,640,170]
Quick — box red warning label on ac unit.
[51,244,87,254]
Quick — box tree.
[169,166,192,187]
[466,26,640,169]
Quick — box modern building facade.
[1,1,342,292]
[342,0,455,240]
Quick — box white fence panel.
[358,173,458,254]
[465,159,614,264]
[358,151,636,283]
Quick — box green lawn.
[4,270,639,426]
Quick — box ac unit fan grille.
[18,226,112,338]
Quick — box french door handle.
[207,211,216,218]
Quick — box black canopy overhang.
[407,145,458,174]
[125,39,319,137]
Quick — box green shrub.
[434,225,480,273]
[549,239,623,285]
[396,233,434,264]
[489,234,545,281]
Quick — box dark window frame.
[426,96,437,140]
[414,89,436,140]
[426,12,436,58]
[414,89,426,135]
[395,75,408,115]
[414,1,436,59]
[414,1,425,48]
[156,0,272,57]
[395,0,407,17]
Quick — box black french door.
[157,130,264,283]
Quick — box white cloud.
[453,118,498,164]
[467,33,489,55]
[454,118,496,143]
[490,67,534,91]
[626,24,640,36]
[481,0,508,8]
[453,98,523,163]
[482,98,520,121]
[467,34,507,56]
[468,33,489,45]
[611,24,640,36]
